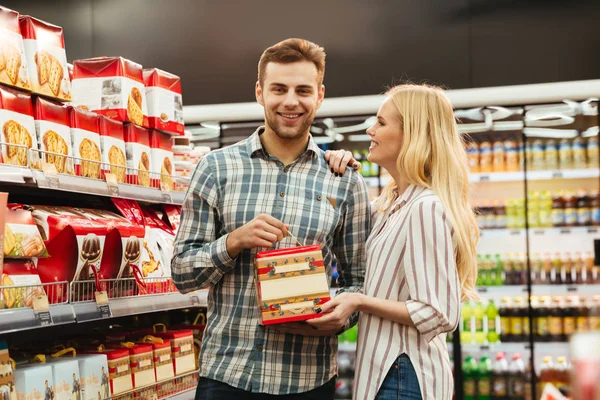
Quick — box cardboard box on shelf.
[149,130,173,190]
[143,68,183,135]
[254,245,331,325]
[123,124,151,187]
[33,97,73,174]
[46,355,81,400]
[68,107,101,179]
[0,340,17,400]
[153,330,195,376]
[13,363,54,400]
[0,85,38,167]
[19,16,71,102]
[72,57,147,127]
[4,206,49,259]
[76,354,109,400]
[0,7,30,91]
[98,116,126,183]
[0,259,46,309]
[82,348,132,396]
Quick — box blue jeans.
[194,377,336,400]
[375,354,423,400]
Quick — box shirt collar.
[247,126,321,160]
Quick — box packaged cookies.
[68,107,101,178]
[0,7,30,91]
[98,116,126,183]
[19,16,71,102]
[1,259,46,309]
[72,57,148,127]
[149,130,174,190]
[123,124,151,186]
[4,207,49,258]
[34,97,73,174]
[143,68,184,135]
[0,86,38,167]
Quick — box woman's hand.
[306,292,364,331]
[324,150,360,176]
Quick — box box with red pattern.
[153,330,195,376]
[71,57,148,127]
[19,15,71,102]
[99,116,126,183]
[0,86,38,167]
[0,6,30,91]
[143,68,183,135]
[33,97,73,174]
[124,124,152,186]
[68,106,101,178]
[149,130,174,190]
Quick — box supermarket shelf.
[0,304,75,335]
[73,290,208,323]
[480,226,599,238]
[476,285,528,296]
[165,388,195,400]
[0,165,34,183]
[452,341,571,354]
[475,285,600,298]
[32,170,186,205]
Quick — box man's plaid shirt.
[172,128,371,394]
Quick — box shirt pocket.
[299,191,341,244]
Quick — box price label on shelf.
[42,162,60,189]
[33,294,53,326]
[566,286,578,293]
[552,171,563,179]
[560,228,571,235]
[95,291,112,318]
[105,173,120,196]
[533,229,545,236]
[479,175,490,182]
[510,230,522,236]
[160,181,173,203]
[587,227,599,234]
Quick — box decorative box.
[139,337,173,382]
[13,363,54,400]
[76,354,109,400]
[254,245,331,325]
[124,344,155,388]
[85,349,132,396]
[153,331,195,376]
[46,357,81,400]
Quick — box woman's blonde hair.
[375,84,479,301]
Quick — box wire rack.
[70,277,178,303]
[107,370,199,400]
[0,280,69,309]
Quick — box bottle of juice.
[587,135,599,168]
[564,191,578,227]
[499,297,512,342]
[551,192,566,227]
[527,191,540,228]
[507,353,526,399]
[544,138,559,170]
[511,297,525,342]
[538,356,555,396]
[474,301,487,344]
[461,301,474,344]
[551,252,562,284]
[559,138,573,170]
[530,252,542,285]
[536,296,551,342]
[492,352,509,400]
[590,191,600,226]
[554,356,570,391]
[486,300,500,343]
[505,137,519,172]
[464,356,478,400]
[549,297,565,342]
[506,199,517,229]
[532,139,545,171]
[541,252,552,284]
[493,139,506,172]
[577,190,591,227]
[539,190,553,227]
[467,141,480,173]
[478,356,493,400]
[516,198,526,229]
[572,136,587,169]
[494,254,504,286]
[561,252,573,285]
[495,201,507,230]
[480,139,493,173]
[576,296,590,334]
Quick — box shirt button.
[317,195,322,201]
[257,345,263,352]
[280,191,285,197]
[283,166,290,173]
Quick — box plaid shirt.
[172,127,371,394]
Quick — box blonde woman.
[308,84,479,400]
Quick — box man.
[172,38,371,399]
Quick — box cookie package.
[149,130,174,190]
[68,106,101,179]
[143,68,184,136]
[98,116,126,183]
[124,124,152,187]
[0,6,30,91]
[71,57,148,128]
[4,206,49,259]
[1,259,46,309]
[33,97,74,174]
[0,85,38,168]
[19,15,71,102]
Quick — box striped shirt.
[354,184,460,400]
[171,128,371,395]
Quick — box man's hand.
[226,214,289,259]
[271,322,339,337]
[306,292,363,331]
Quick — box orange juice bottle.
[493,139,506,172]
[480,139,492,173]
[572,136,587,169]
[467,140,480,173]
[587,136,599,168]
[505,137,519,172]
[532,139,545,171]
[559,138,573,170]
[544,139,559,171]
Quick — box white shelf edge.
[480,226,599,238]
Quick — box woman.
[307,84,479,400]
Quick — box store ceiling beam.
[183,79,600,124]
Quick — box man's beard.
[265,110,315,140]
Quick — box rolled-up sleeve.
[403,199,461,342]
[171,156,236,293]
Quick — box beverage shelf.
[452,341,570,354]
[474,284,600,298]
[479,226,599,238]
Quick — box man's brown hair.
[258,38,326,87]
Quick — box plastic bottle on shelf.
[463,356,478,400]
[486,300,500,344]
[559,138,574,170]
[494,201,507,230]
[538,356,555,396]
[536,296,551,342]
[531,138,545,171]
[544,138,559,170]
[554,356,570,392]
[499,297,512,342]
[527,191,540,228]
[530,252,542,285]
[541,252,552,284]
[480,139,493,173]
[587,135,599,168]
[515,198,526,229]
[478,355,493,400]
[549,297,565,342]
[550,252,562,285]
[572,136,587,169]
[539,190,553,228]
[507,353,526,400]
[563,296,577,339]
[494,254,504,286]
[515,253,527,286]
[590,191,600,226]
[483,254,494,286]
[505,137,520,172]
[491,352,509,400]
[476,255,484,287]
[461,301,474,344]
[551,192,566,228]
[504,253,515,285]
[486,202,497,230]
[572,251,584,284]
[576,190,592,227]
[511,297,525,342]
[506,199,516,229]
[577,297,590,334]
[474,301,487,344]
[520,294,531,340]
[590,295,600,332]
[493,139,506,172]
[467,141,480,173]
[561,252,573,285]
